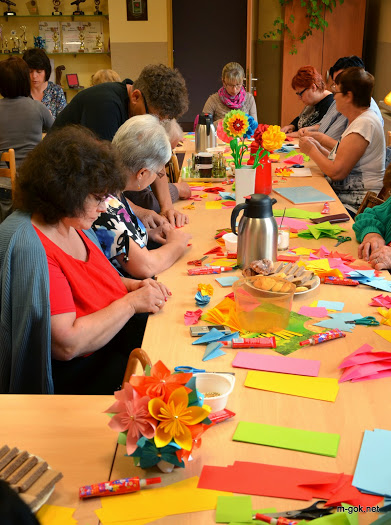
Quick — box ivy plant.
[262,0,345,54]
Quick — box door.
[172,0,254,131]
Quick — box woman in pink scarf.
[202,62,257,125]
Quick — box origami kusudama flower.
[253,123,270,144]
[243,115,258,140]
[261,125,286,152]
[223,110,249,138]
[176,422,212,461]
[198,283,214,297]
[105,383,156,455]
[149,387,211,451]
[216,120,231,143]
[130,360,192,402]
[130,436,184,469]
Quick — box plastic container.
[222,232,238,254]
[232,276,295,332]
[195,373,235,413]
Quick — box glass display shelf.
[2,14,109,20]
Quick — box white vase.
[156,459,175,473]
[235,167,256,204]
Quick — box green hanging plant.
[262,0,344,55]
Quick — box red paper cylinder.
[254,161,272,195]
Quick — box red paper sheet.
[277,254,300,262]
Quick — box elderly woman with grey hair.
[93,115,192,279]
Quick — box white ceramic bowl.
[195,373,235,413]
[222,232,238,254]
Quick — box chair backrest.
[387,130,391,147]
[0,149,16,193]
[356,191,385,216]
[166,152,181,183]
[378,163,391,201]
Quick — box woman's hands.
[298,136,320,154]
[160,208,189,227]
[358,233,386,262]
[127,278,171,314]
[281,124,295,134]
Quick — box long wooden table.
[109,151,391,524]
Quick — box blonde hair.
[222,62,245,84]
[90,69,121,86]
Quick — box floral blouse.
[41,81,67,119]
[92,194,148,275]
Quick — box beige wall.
[108,0,169,81]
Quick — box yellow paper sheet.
[245,371,339,402]
[305,259,331,272]
[35,504,77,525]
[374,329,391,343]
[292,247,314,256]
[98,517,163,525]
[96,476,229,523]
[205,201,222,209]
[310,300,318,307]
[209,258,237,266]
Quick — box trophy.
[0,0,17,17]
[94,34,103,52]
[93,0,102,15]
[71,0,85,16]
[10,30,20,53]
[52,0,62,16]
[3,38,9,54]
[52,29,60,52]
[20,25,27,52]
[78,26,85,53]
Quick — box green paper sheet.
[298,222,347,240]
[232,421,340,457]
[215,495,253,523]
[274,208,323,219]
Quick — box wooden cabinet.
[280,0,367,126]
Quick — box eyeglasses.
[295,88,307,97]
[91,194,107,206]
[141,91,149,114]
[330,83,343,95]
[224,82,243,89]
[156,168,166,179]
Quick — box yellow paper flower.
[262,125,286,152]
[148,387,211,451]
[198,284,214,296]
[224,110,249,138]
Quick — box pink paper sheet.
[184,309,203,326]
[232,352,321,377]
[284,154,304,164]
[298,306,328,318]
[275,217,309,231]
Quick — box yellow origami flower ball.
[262,125,286,152]
[223,110,249,138]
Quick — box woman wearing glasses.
[281,66,333,135]
[299,68,385,216]
[93,115,192,279]
[202,62,257,124]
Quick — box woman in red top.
[13,126,170,394]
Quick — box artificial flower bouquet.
[247,124,286,167]
[217,110,258,169]
[105,361,212,472]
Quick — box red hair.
[291,65,325,92]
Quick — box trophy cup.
[78,26,85,53]
[20,25,27,52]
[71,0,85,16]
[3,38,10,53]
[1,0,17,17]
[94,34,103,52]
[93,0,102,15]
[52,0,62,16]
[10,31,20,53]
[52,29,60,52]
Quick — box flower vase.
[255,161,272,195]
[156,460,175,473]
[234,167,256,204]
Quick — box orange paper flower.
[130,360,192,402]
[261,125,286,152]
[198,283,214,296]
[148,387,211,451]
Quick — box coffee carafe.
[231,194,278,267]
[195,113,216,153]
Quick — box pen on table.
[79,476,161,498]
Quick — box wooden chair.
[0,148,16,193]
[387,130,391,147]
[166,152,180,183]
[122,348,152,387]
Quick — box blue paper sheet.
[202,342,226,361]
[317,300,344,311]
[215,276,240,287]
[353,429,391,497]
[273,186,335,204]
[314,319,354,332]
[195,291,211,307]
[328,313,363,321]
[192,328,226,345]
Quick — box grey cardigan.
[0,211,100,394]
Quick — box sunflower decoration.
[221,110,258,169]
[248,123,286,168]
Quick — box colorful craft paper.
[370,295,391,308]
[314,319,354,333]
[274,208,323,219]
[275,217,309,231]
[206,201,222,209]
[215,495,253,523]
[353,429,391,497]
[96,476,229,523]
[204,246,225,256]
[215,276,240,287]
[233,421,340,456]
[184,309,203,325]
[202,342,226,361]
[195,291,211,307]
[299,223,346,240]
[192,328,227,345]
[290,167,312,177]
[232,352,320,377]
[36,505,77,525]
[298,306,328,317]
[374,329,391,344]
[317,300,344,311]
[244,371,339,402]
[273,187,335,205]
[284,154,304,164]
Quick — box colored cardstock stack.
[244,371,339,402]
[232,352,320,377]
[339,344,391,383]
[353,429,391,497]
[197,462,383,507]
[232,421,340,457]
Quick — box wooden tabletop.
[110,150,390,524]
[0,395,117,525]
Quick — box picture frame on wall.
[126,0,148,21]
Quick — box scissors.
[174,366,206,374]
[334,235,352,247]
[187,256,208,266]
[346,316,380,326]
[261,500,335,521]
